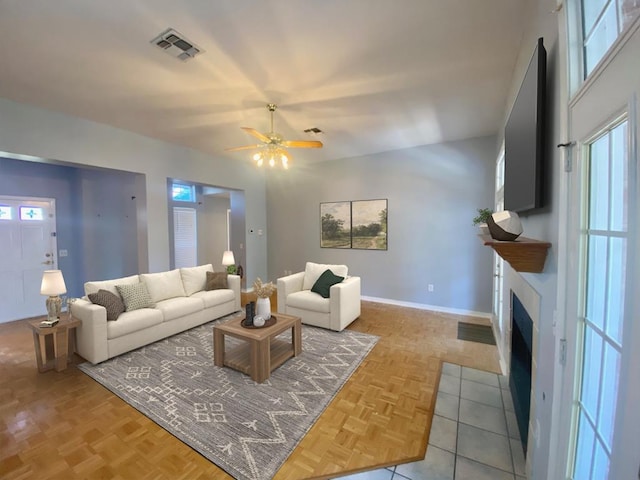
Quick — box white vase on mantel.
[255,297,271,320]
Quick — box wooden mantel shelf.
[479,234,551,273]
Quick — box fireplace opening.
[509,292,533,455]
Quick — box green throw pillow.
[88,289,126,321]
[116,282,154,311]
[310,269,344,298]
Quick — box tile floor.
[338,363,527,480]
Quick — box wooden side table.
[28,317,82,372]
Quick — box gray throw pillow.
[116,282,154,311]
[88,289,125,321]
[205,271,228,290]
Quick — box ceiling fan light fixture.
[226,103,322,169]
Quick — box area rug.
[78,313,378,480]
[457,321,496,345]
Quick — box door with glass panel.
[570,119,632,479]
[556,2,640,479]
[0,196,58,323]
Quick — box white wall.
[0,97,268,284]
[201,195,231,270]
[266,135,496,315]
[495,0,564,477]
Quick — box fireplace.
[509,292,533,455]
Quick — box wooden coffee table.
[213,312,302,383]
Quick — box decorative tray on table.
[241,316,277,329]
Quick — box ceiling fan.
[225,103,322,168]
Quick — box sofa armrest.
[71,298,109,364]
[277,271,305,313]
[329,276,361,331]
[227,274,241,311]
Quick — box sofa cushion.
[205,271,228,290]
[106,308,163,340]
[88,289,125,321]
[140,269,186,303]
[84,274,140,298]
[117,282,155,311]
[311,269,344,298]
[302,262,348,291]
[180,264,213,296]
[191,289,235,308]
[155,297,204,322]
[287,290,331,313]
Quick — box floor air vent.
[151,28,203,61]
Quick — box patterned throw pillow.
[116,282,154,311]
[88,289,126,321]
[205,271,228,291]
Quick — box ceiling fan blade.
[281,140,323,149]
[241,127,270,143]
[225,144,263,152]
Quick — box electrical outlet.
[428,284,434,292]
[59,249,68,257]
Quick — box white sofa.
[71,264,241,364]
[277,262,361,332]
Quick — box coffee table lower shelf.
[223,339,294,376]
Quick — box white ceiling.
[0,0,528,165]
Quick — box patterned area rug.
[78,313,378,480]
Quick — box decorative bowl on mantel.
[487,211,523,241]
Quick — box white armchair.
[277,262,361,332]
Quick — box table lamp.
[222,250,236,274]
[40,270,67,321]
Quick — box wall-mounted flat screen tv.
[504,37,546,213]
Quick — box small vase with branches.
[253,278,276,319]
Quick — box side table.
[28,317,82,372]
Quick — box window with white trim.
[582,0,640,77]
[173,207,197,268]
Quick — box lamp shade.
[40,270,67,296]
[221,250,235,266]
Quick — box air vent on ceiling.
[303,127,323,134]
[151,28,203,61]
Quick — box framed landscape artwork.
[320,201,351,248]
[320,199,387,250]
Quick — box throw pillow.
[88,289,125,321]
[205,271,228,291]
[303,262,348,290]
[311,269,344,298]
[116,282,154,311]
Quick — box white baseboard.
[361,295,492,320]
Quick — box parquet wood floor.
[0,299,499,479]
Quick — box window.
[582,0,640,77]
[572,119,628,479]
[19,206,44,221]
[0,206,11,220]
[172,183,195,202]
[173,207,197,268]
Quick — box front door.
[0,196,58,323]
